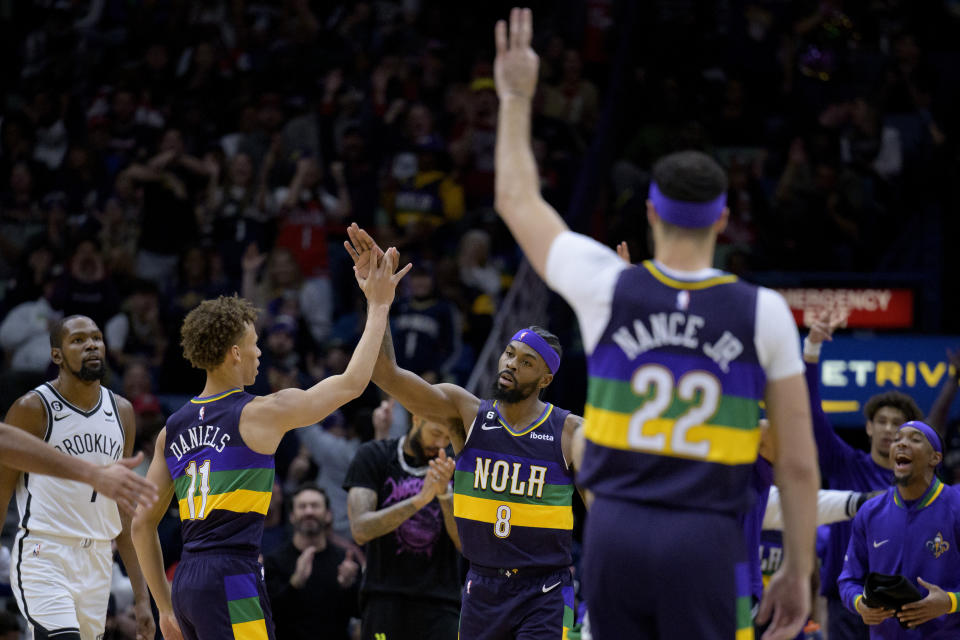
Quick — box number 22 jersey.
[545,232,803,516]
[164,388,275,554]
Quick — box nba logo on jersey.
[676,290,690,311]
[199,406,205,422]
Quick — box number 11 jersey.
[164,388,274,554]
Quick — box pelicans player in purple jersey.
[490,9,819,640]
[344,226,583,640]
[131,249,409,640]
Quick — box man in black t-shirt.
[343,416,460,640]
[264,484,360,640]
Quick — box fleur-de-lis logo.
[926,532,950,559]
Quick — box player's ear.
[50,347,63,365]
[538,372,554,390]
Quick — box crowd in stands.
[1,1,959,637]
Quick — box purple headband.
[898,420,942,454]
[510,329,561,374]
[648,182,727,229]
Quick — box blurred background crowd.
[1,0,959,636]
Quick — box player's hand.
[290,546,316,589]
[92,454,158,515]
[356,246,411,307]
[134,600,156,640]
[159,611,184,640]
[756,567,810,640]
[494,8,539,101]
[429,449,456,486]
[616,241,631,264]
[855,595,895,625]
[807,309,844,344]
[337,556,360,588]
[897,577,952,628]
[343,223,385,281]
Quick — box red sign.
[777,288,914,329]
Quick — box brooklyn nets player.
[0,315,155,640]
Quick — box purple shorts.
[459,564,575,639]
[582,496,753,640]
[172,552,276,640]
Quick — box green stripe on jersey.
[174,467,274,500]
[587,376,760,429]
[453,470,572,506]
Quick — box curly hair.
[863,391,923,423]
[180,295,259,370]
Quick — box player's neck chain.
[396,435,428,477]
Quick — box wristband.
[949,592,959,614]
[803,337,822,359]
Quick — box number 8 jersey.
[453,399,573,569]
[164,388,275,554]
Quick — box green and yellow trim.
[178,489,271,521]
[584,405,761,465]
[492,401,554,436]
[642,260,737,290]
[454,493,573,530]
[894,477,944,510]
[191,388,244,404]
[854,594,864,611]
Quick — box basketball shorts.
[582,496,753,640]
[10,530,112,640]
[172,551,276,640]
[459,565,575,640]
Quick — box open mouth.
[498,373,516,386]
[894,451,912,472]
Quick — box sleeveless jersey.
[164,388,274,554]
[453,399,573,569]
[579,260,766,515]
[16,383,124,541]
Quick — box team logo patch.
[926,532,950,558]
[52,401,63,412]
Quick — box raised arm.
[926,348,960,439]
[492,8,568,279]
[343,223,479,448]
[239,248,411,454]
[804,313,856,475]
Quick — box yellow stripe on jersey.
[584,405,760,465]
[454,494,574,530]
[232,619,268,640]
[178,489,271,521]
[642,261,738,290]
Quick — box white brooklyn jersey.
[15,383,125,541]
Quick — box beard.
[408,429,439,462]
[67,359,106,381]
[490,372,539,404]
[293,516,323,536]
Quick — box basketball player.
[491,9,818,640]
[131,248,408,640]
[0,422,155,514]
[1,315,156,640]
[344,225,583,640]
